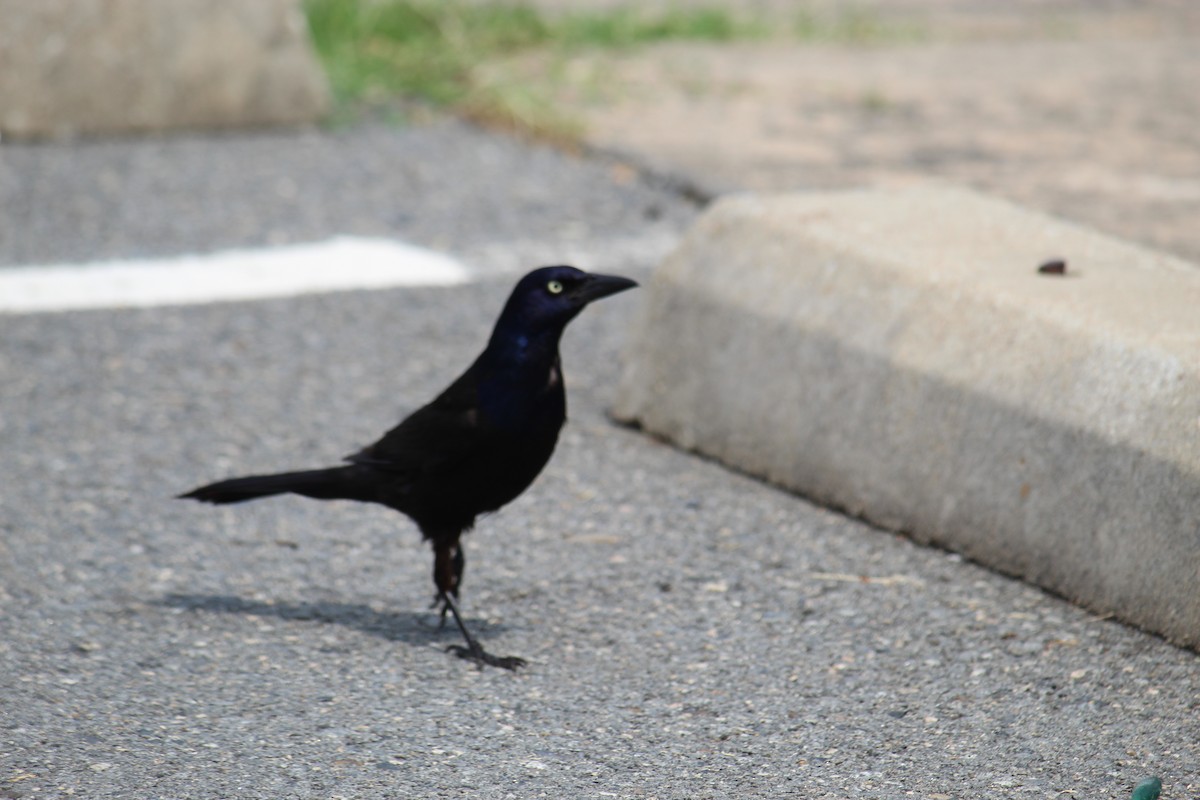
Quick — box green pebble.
[1131,777,1162,800]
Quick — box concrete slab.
[0,0,329,138]
[614,185,1200,648]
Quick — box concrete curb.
[613,185,1200,649]
[0,0,329,139]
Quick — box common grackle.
[179,266,637,669]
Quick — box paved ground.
[2,119,1198,799]
[0,121,686,270]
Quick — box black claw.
[446,642,527,671]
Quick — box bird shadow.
[157,592,511,648]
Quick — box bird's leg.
[438,589,527,671]
[429,544,465,628]
[430,542,524,670]
[428,592,449,625]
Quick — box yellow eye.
[547,280,564,295]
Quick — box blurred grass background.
[303,0,906,139]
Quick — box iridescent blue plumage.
[180,265,637,669]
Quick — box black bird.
[179,266,637,669]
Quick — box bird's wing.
[343,361,486,481]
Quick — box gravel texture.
[1,120,1197,799]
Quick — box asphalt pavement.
[1,119,1197,799]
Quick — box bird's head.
[492,266,638,341]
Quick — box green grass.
[304,0,765,135]
[303,0,908,138]
[306,0,544,105]
[553,6,764,48]
[794,6,917,44]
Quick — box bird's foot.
[446,641,527,671]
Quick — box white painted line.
[0,237,470,313]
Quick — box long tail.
[178,467,373,505]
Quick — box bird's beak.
[573,272,639,304]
